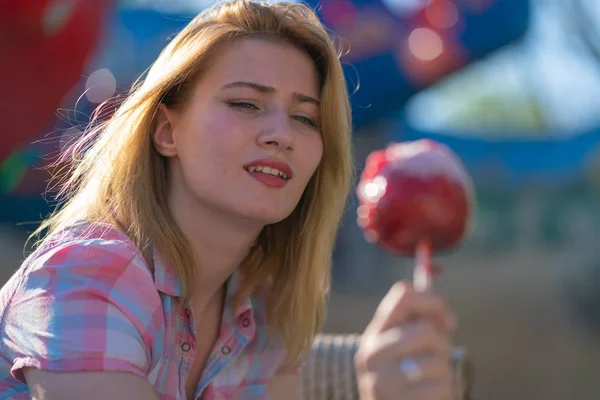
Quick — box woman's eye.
[228,101,259,110]
[293,115,320,129]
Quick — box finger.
[356,321,452,371]
[367,282,456,334]
[356,357,454,398]
[393,355,454,387]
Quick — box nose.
[256,112,294,152]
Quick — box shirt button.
[184,308,191,317]
[241,318,250,328]
[221,346,231,355]
[181,343,191,352]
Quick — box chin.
[255,211,292,225]
[242,205,295,226]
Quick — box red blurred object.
[394,0,468,87]
[357,139,474,271]
[0,0,112,162]
[395,30,467,87]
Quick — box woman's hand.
[355,282,456,400]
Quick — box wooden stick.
[414,237,433,291]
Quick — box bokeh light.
[42,0,76,35]
[408,27,445,61]
[85,68,117,104]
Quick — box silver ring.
[399,358,423,383]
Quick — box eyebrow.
[220,81,321,107]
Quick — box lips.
[243,158,294,180]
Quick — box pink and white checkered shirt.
[0,223,295,399]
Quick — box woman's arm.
[25,369,161,400]
[2,238,163,399]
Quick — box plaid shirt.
[0,223,294,399]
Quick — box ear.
[152,104,178,157]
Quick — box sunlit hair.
[33,0,353,367]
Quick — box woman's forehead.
[197,38,321,97]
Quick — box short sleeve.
[0,238,163,383]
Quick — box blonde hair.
[34,0,353,367]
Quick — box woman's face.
[154,38,324,226]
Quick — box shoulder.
[0,223,164,381]
[4,222,161,332]
[25,222,153,287]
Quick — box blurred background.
[2,0,600,398]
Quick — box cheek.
[177,112,240,169]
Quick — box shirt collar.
[151,245,253,317]
[151,244,183,297]
[224,266,253,318]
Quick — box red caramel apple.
[357,139,474,259]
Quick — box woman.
[0,1,456,399]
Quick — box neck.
[168,187,263,312]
